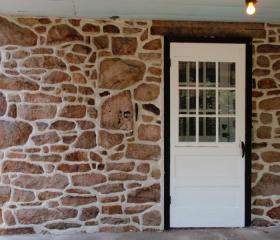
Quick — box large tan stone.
[259,97,280,110]
[127,184,160,203]
[47,24,83,45]
[99,58,145,89]
[252,173,280,196]
[0,120,32,149]
[134,83,160,101]
[23,56,66,69]
[0,17,37,46]
[15,208,77,224]
[18,105,57,121]
[99,130,124,149]
[101,91,133,130]
[2,161,43,174]
[126,143,161,160]
[13,174,69,190]
[0,74,39,91]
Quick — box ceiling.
[0,0,279,23]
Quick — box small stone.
[82,23,100,33]
[126,143,161,160]
[103,24,120,33]
[0,120,32,149]
[101,217,130,225]
[32,131,60,145]
[57,163,91,173]
[72,173,106,186]
[124,205,152,214]
[65,151,88,161]
[7,104,17,118]
[127,184,160,203]
[0,186,11,204]
[75,131,96,149]
[112,37,137,55]
[258,78,277,89]
[137,163,150,173]
[80,206,99,221]
[77,120,95,130]
[134,83,160,101]
[38,191,62,201]
[18,104,56,121]
[23,56,66,69]
[12,189,35,202]
[138,124,161,141]
[261,151,280,163]
[0,92,7,116]
[45,222,81,230]
[257,56,270,67]
[143,39,162,50]
[151,169,161,179]
[260,113,272,124]
[65,53,86,64]
[93,35,109,49]
[43,71,70,84]
[143,210,161,226]
[94,183,124,194]
[259,97,280,110]
[61,195,97,206]
[72,44,92,55]
[29,154,61,163]
[107,162,135,172]
[99,130,124,149]
[142,104,160,115]
[60,105,86,118]
[50,120,76,131]
[47,24,83,45]
[102,205,122,214]
[267,206,280,220]
[256,126,271,139]
[253,198,273,207]
[3,210,16,226]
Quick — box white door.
[170,43,246,227]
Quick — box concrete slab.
[0,227,279,240]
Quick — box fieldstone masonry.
[0,15,278,235]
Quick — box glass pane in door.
[219,90,235,114]
[199,117,216,142]
[199,62,216,87]
[199,90,216,115]
[219,62,235,87]
[179,61,196,87]
[219,117,235,142]
[179,117,196,142]
[179,89,196,114]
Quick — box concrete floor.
[0,227,279,240]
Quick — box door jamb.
[164,36,252,230]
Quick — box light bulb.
[246,2,256,15]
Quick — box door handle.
[241,141,245,158]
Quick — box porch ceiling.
[0,0,279,23]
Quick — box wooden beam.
[151,20,266,39]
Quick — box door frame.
[164,36,252,230]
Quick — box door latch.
[241,141,246,158]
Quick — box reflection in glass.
[199,117,216,142]
[219,117,235,142]
[199,90,216,115]
[179,89,196,114]
[179,62,196,87]
[219,62,235,87]
[199,62,216,87]
[179,117,196,142]
[219,90,235,114]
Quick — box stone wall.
[0,16,163,234]
[251,24,280,226]
[0,15,279,235]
